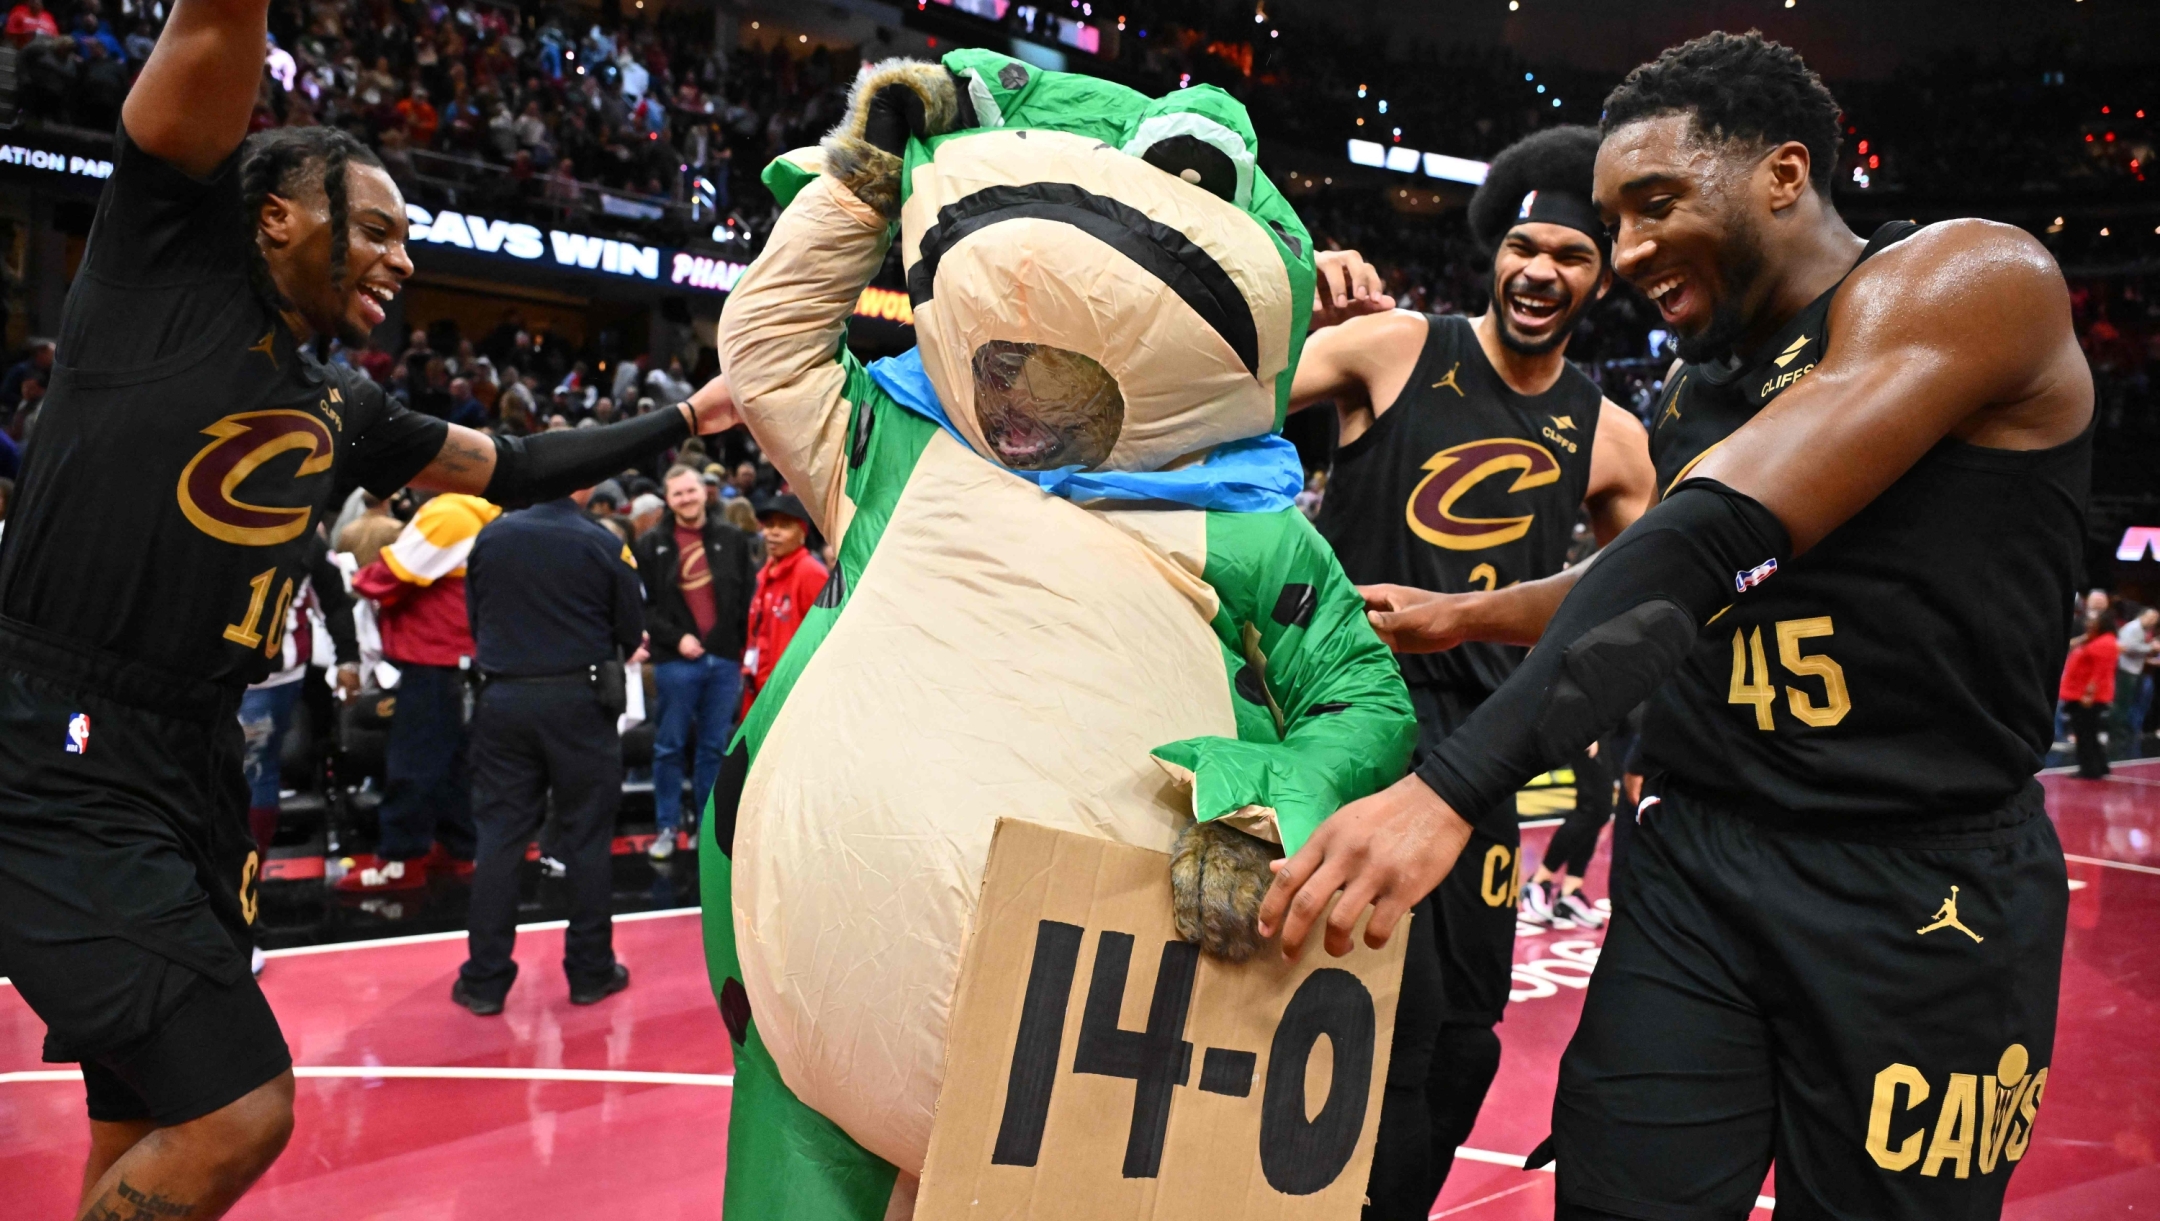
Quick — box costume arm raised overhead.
[714,156,890,537]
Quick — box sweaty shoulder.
[1830,219,2089,445]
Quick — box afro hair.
[1466,124,1605,252]
[1601,30,1843,193]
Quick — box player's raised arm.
[123,0,271,176]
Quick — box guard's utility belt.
[480,660,627,716]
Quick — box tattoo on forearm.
[434,431,493,475]
[83,1178,197,1219]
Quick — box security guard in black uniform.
[454,487,645,1014]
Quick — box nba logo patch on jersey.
[1517,189,1538,220]
[1734,558,1779,593]
[64,712,91,754]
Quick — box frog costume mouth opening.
[970,340,1125,470]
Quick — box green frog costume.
[707,50,1416,1218]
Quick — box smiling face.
[1594,113,1774,364]
[260,160,413,347]
[1489,220,1608,356]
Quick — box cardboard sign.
[918,819,1407,1219]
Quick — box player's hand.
[334,663,361,703]
[682,375,739,436]
[1257,773,1472,958]
[1311,249,1392,331]
[1360,583,1477,653]
[679,634,706,660]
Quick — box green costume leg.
[704,825,900,1220]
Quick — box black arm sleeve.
[482,407,692,507]
[1415,480,1791,837]
[305,536,359,665]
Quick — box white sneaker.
[538,854,568,878]
[682,828,698,851]
[648,831,677,861]
[1519,879,1554,926]
[1555,892,1606,929]
[251,945,267,977]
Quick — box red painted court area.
[4,760,2157,1219]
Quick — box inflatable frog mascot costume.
[707,49,1417,1218]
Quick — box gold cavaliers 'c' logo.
[177,410,335,546]
[1405,437,1562,551]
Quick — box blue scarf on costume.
[866,348,1304,514]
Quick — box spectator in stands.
[5,0,57,47]
[634,463,755,858]
[334,490,402,567]
[1,339,53,411]
[628,491,665,538]
[2119,606,2157,755]
[238,535,357,904]
[2064,608,2121,779]
[743,492,826,707]
[446,376,487,428]
[342,493,499,890]
[720,496,761,563]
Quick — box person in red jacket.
[344,492,500,889]
[2063,607,2120,780]
[743,492,827,708]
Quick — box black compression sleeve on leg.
[482,406,692,507]
[1415,480,1789,837]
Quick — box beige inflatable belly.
[732,431,1235,1172]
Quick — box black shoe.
[570,963,630,1006]
[451,977,505,1017]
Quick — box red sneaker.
[331,854,428,892]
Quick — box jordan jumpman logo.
[1917,885,1984,943]
[1430,362,1465,397]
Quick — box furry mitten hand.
[822,59,961,218]
[1170,819,1281,963]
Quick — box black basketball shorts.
[1408,682,1523,1026]
[0,620,291,1124]
[1553,781,2065,1220]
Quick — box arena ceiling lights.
[1345,139,1490,185]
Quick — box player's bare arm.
[121,0,267,176]
[1287,309,1428,447]
[1690,221,2090,546]
[1363,396,1654,652]
[1262,221,2090,960]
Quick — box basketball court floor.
[5,758,2155,1218]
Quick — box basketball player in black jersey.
[1262,32,2091,1220]
[1294,127,1654,1218]
[0,1,742,1215]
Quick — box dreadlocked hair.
[239,126,384,311]
[1600,30,1843,193]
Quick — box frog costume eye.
[1121,89,1257,211]
[893,52,1316,476]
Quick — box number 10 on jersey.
[1729,615,1851,730]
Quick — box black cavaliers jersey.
[1639,222,2092,822]
[0,131,447,688]
[1317,313,1603,695]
